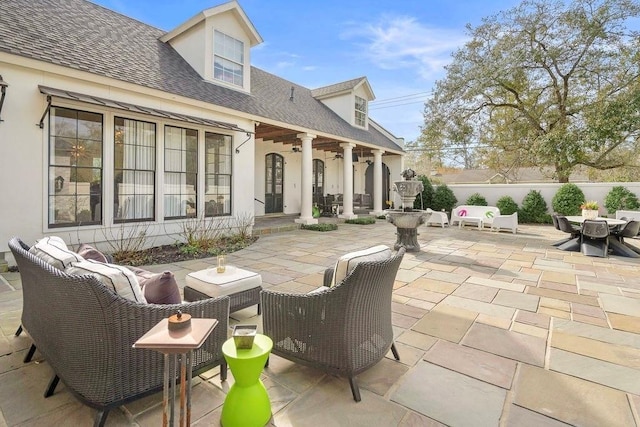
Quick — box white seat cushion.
[331,245,392,286]
[185,266,262,297]
[29,236,84,270]
[66,260,146,303]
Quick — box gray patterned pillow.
[29,236,84,270]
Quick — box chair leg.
[15,325,22,336]
[93,409,109,427]
[390,343,400,361]
[23,344,36,363]
[44,374,59,398]
[257,303,261,316]
[220,361,228,382]
[349,377,361,402]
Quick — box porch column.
[295,133,318,225]
[370,149,385,215]
[339,142,357,219]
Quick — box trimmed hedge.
[345,217,376,225]
[301,223,338,232]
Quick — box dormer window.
[355,95,367,127]
[214,30,244,87]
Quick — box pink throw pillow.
[130,267,181,305]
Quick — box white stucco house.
[0,0,405,260]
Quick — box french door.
[265,153,284,213]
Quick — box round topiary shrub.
[465,192,488,206]
[413,175,434,210]
[552,183,585,216]
[431,184,457,213]
[496,196,518,215]
[519,190,551,223]
[604,186,640,214]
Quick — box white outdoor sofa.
[451,205,500,229]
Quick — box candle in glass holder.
[216,255,226,273]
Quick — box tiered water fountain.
[386,169,432,252]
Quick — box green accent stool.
[221,334,273,427]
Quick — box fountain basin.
[386,209,432,252]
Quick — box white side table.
[134,318,218,426]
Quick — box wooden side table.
[134,318,218,427]
[221,334,273,427]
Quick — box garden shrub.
[465,192,488,206]
[431,184,457,213]
[496,196,518,215]
[604,186,640,214]
[413,175,434,210]
[345,217,376,225]
[301,223,337,232]
[552,183,585,216]
[519,190,551,223]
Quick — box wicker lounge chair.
[261,247,405,402]
[9,237,230,427]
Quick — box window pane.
[204,132,232,216]
[114,117,155,222]
[164,125,197,219]
[48,107,102,227]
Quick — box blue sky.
[91,0,522,143]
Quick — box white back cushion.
[29,236,84,270]
[66,260,146,303]
[332,245,392,286]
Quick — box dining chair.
[580,219,609,257]
[555,215,581,251]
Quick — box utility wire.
[369,100,428,110]
[370,91,433,105]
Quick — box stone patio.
[1,220,640,426]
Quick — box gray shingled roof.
[0,0,403,153]
[310,77,367,98]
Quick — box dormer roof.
[160,0,263,47]
[311,77,375,101]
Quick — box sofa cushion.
[76,243,109,263]
[29,236,84,270]
[66,260,146,303]
[130,267,181,305]
[331,245,392,286]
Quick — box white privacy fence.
[447,183,640,215]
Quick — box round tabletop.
[222,334,272,359]
[564,216,626,226]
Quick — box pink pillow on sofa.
[130,267,181,305]
[77,243,109,263]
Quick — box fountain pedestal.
[386,210,431,251]
[385,169,431,252]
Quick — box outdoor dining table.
[564,216,638,258]
[564,216,626,227]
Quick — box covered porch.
[253,122,403,224]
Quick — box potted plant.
[580,200,599,220]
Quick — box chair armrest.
[323,267,334,287]
[260,289,340,354]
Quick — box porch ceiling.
[254,122,378,157]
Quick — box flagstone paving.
[1,221,640,426]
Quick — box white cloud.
[342,15,467,80]
[302,65,318,71]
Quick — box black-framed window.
[114,117,156,222]
[164,126,197,219]
[48,107,103,227]
[204,132,232,217]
